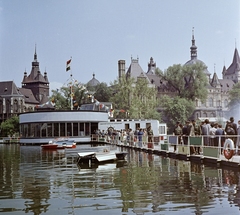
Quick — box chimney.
[118,60,125,79]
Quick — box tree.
[51,88,69,110]
[0,116,19,137]
[228,82,240,106]
[110,75,161,120]
[156,62,208,102]
[51,83,87,110]
[155,62,209,127]
[129,78,161,119]
[109,75,134,118]
[160,95,195,132]
[93,82,113,102]
[228,82,240,115]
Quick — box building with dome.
[86,73,100,89]
[117,30,239,121]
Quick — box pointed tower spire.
[211,64,220,88]
[34,44,37,62]
[147,57,156,74]
[190,27,197,60]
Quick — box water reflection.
[0,144,240,214]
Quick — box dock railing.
[158,134,240,161]
[91,133,240,166]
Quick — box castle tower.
[21,46,49,103]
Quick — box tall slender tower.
[22,46,49,103]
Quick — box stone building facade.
[0,48,50,123]
[118,32,239,121]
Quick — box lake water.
[0,144,240,215]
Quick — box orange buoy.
[223,138,234,160]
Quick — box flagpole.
[70,72,73,110]
[66,57,73,110]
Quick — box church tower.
[21,46,49,103]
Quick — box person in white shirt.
[236,120,240,155]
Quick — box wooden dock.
[113,136,240,169]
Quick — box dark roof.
[225,48,240,75]
[0,81,23,97]
[211,72,221,88]
[18,88,39,104]
[39,93,49,105]
[22,50,49,85]
[87,73,100,87]
[218,79,235,93]
[126,58,150,83]
[184,58,211,76]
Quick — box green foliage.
[93,82,113,102]
[155,62,208,127]
[160,95,195,132]
[51,88,70,110]
[110,75,134,118]
[51,82,113,110]
[110,75,161,120]
[0,116,19,137]
[51,83,87,110]
[228,82,240,109]
[156,62,208,102]
[129,78,161,119]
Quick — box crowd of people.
[93,116,240,155]
[94,126,154,148]
[173,116,240,155]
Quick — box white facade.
[19,110,109,144]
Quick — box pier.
[93,134,240,169]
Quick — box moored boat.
[76,150,128,163]
[41,137,76,149]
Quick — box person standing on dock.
[173,121,182,152]
[129,129,134,146]
[147,126,154,149]
[225,117,237,146]
[138,128,144,148]
[215,124,225,152]
[182,121,191,145]
[201,119,211,146]
[192,120,201,154]
[236,120,240,155]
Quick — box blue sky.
[0,0,239,92]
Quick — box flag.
[66,58,71,72]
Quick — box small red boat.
[41,138,76,149]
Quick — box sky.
[0,0,239,93]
